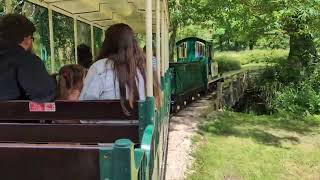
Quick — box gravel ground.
[165,98,211,180]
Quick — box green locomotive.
[170,37,219,110]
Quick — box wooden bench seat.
[0,100,140,180]
[0,100,139,143]
[0,123,139,143]
[0,143,103,180]
[0,100,138,121]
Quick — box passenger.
[77,44,93,69]
[80,23,148,115]
[0,14,56,102]
[143,45,162,109]
[57,64,86,101]
[143,45,157,70]
[55,64,86,124]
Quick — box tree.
[279,0,320,69]
[168,0,198,60]
[172,0,320,69]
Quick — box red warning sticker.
[29,102,56,112]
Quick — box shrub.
[255,59,320,115]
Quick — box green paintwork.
[170,61,208,99]
[99,146,113,180]
[138,97,155,141]
[134,149,148,180]
[176,37,213,62]
[90,72,173,180]
[112,139,136,180]
[141,125,154,161]
[172,37,219,103]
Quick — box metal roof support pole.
[166,17,169,71]
[103,29,106,40]
[90,23,95,59]
[161,8,165,76]
[156,0,161,81]
[48,7,55,73]
[73,17,78,63]
[145,0,153,97]
[5,0,12,13]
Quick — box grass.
[187,111,320,180]
[216,55,242,73]
[215,49,288,72]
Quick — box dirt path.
[165,97,212,180]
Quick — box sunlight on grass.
[215,49,288,65]
[187,111,320,180]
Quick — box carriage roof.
[27,0,168,32]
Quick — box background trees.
[169,0,320,66]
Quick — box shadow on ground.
[199,111,319,148]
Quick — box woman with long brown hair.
[80,23,161,115]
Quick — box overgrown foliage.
[256,61,320,115]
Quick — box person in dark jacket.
[0,14,56,102]
[77,44,93,69]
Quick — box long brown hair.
[57,64,86,100]
[97,23,161,114]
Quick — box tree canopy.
[169,0,320,63]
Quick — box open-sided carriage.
[0,0,170,179]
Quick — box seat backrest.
[0,143,103,180]
[0,100,139,143]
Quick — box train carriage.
[0,0,170,180]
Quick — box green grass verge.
[215,49,288,73]
[187,111,320,180]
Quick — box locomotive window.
[178,42,187,58]
[195,42,205,58]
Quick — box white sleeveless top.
[79,58,145,101]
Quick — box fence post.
[217,82,223,109]
[229,81,234,106]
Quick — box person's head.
[77,44,93,69]
[57,64,86,100]
[0,14,36,51]
[143,45,156,56]
[97,23,146,114]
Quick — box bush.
[273,82,320,114]
[255,58,320,115]
[215,55,241,73]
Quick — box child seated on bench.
[56,64,86,124]
[57,64,87,101]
